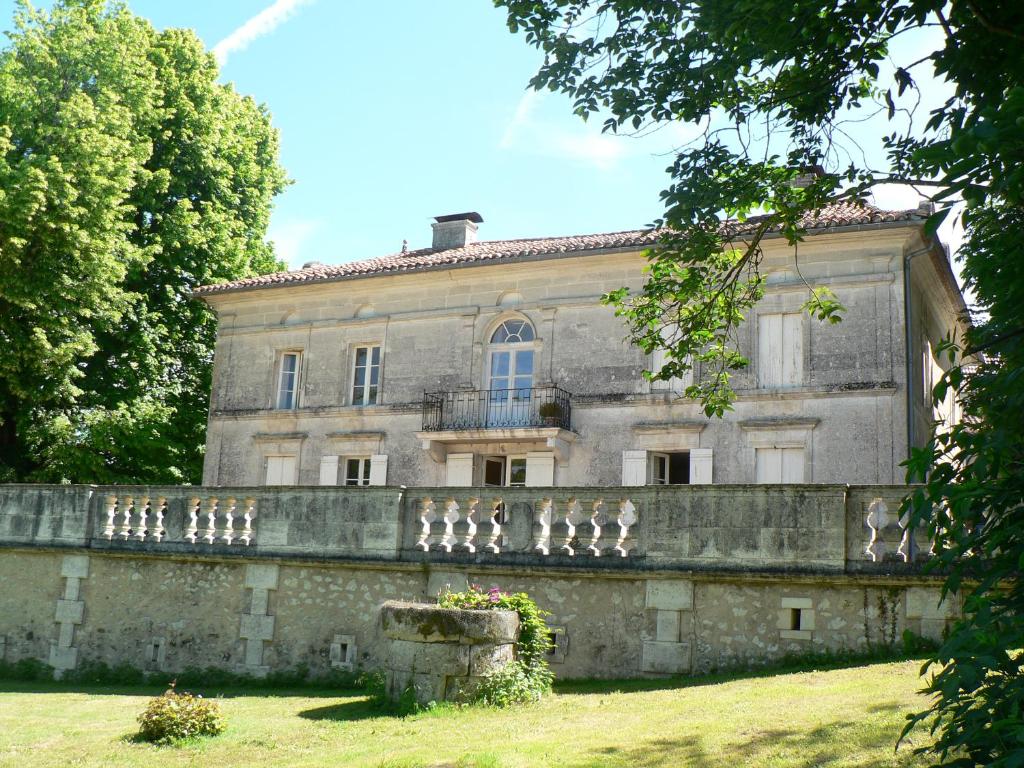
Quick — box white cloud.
[499,90,628,170]
[268,218,322,269]
[499,90,540,149]
[212,0,315,67]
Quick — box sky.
[0,0,961,270]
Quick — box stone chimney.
[432,212,483,250]
[790,165,826,189]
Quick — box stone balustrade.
[0,483,933,573]
[412,494,637,558]
[99,492,257,547]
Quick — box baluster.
[102,495,118,540]
[440,499,460,552]
[133,496,150,541]
[221,497,237,545]
[560,498,585,556]
[185,497,200,544]
[897,507,914,562]
[586,499,608,556]
[201,497,218,545]
[117,496,135,540]
[238,498,256,546]
[152,497,167,542]
[534,498,553,555]
[614,499,638,557]
[484,498,504,553]
[457,497,479,553]
[417,498,437,551]
[865,498,888,562]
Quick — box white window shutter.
[525,452,555,487]
[689,448,713,484]
[622,450,647,486]
[782,313,803,386]
[445,453,474,487]
[781,448,805,483]
[755,448,782,483]
[758,314,783,387]
[265,455,297,486]
[319,455,339,486]
[369,454,388,486]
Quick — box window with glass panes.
[344,457,371,486]
[351,346,381,405]
[276,352,300,409]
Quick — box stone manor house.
[195,203,966,491]
[0,200,967,682]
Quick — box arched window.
[490,319,535,344]
[485,318,536,426]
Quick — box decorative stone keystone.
[380,600,518,705]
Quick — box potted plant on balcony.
[538,401,563,427]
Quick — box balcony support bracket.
[421,440,447,464]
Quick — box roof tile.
[195,202,920,296]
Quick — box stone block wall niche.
[778,597,816,641]
[49,555,90,676]
[239,563,279,676]
[641,579,694,674]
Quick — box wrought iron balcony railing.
[422,386,572,432]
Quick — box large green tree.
[0,0,286,484]
[496,0,1023,764]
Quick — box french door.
[486,348,534,426]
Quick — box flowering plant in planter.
[437,583,554,706]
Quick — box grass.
[0,658,935,767]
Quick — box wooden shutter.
[445,453,474,487]
[689,448,713,484]
[525,452,555,487]
[622,450,648,486]
[369,454,389,486]
[319,455,339,486]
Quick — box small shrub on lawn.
[136,682,226,744]
[437,584,553,707]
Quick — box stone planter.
[380,600,519,705]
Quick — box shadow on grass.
[554,650,929,697]
[0,679,362,699]
[298,697,401,723]
[566,718,917,768]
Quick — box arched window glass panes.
[490,319,535,344]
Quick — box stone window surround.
[253,432,306,486]
[320,431,386,486]
[272,348,303,410]
[739,418,818,484]
[350,339,385,405]
[470,309,554,392]
[349,342,383,407]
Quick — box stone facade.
[0,483,955,680]
[197,215,967,491]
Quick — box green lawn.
[0,659,935,767]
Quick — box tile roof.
[194,201,921,296]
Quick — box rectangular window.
[276,352,300,409]
[352,345,381,405]
[344,457,372,486]
[481,456,528,487]
[648,452,691,485]
[264,455,297,486]
[755,447,805,483]
[757,313,803,388]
